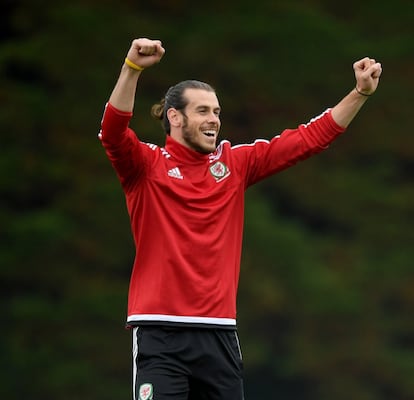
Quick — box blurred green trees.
[1,0,413,399]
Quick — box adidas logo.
[167,167,183,180]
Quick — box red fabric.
[100,102,345,327]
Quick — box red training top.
[99,103,345,328]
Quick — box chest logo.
[167,167,183,180]
[209,161,230,182]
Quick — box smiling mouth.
[203,130,216,138]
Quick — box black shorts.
[132,326,244,400]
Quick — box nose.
[207,112,220,124]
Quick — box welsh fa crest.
[139,383,153,400]
[209,161,230,182]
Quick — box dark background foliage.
[1,0,413,399]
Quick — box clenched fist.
[126,38,165,70]
[353,57,382,96]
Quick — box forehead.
[184,88,220,109]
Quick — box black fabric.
[133,326,244,400]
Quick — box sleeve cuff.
[106,102,133,117]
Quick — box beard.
[181,115,217,154]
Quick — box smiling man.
[160,85,221,154]
[99,38,382,400]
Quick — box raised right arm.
[108,38,165,112]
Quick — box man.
[99,38,382,400]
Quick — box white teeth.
[203,130,216,137]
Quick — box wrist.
[355,86,372,97]
[124,57,145,72]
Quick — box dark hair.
[151,80,215,134]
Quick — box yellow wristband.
[125,57,145,72]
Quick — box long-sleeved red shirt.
[100,103,345,328]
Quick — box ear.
[167,108,182,128]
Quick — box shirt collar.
[164,135,212,164]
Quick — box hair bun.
[150,98,166,121]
